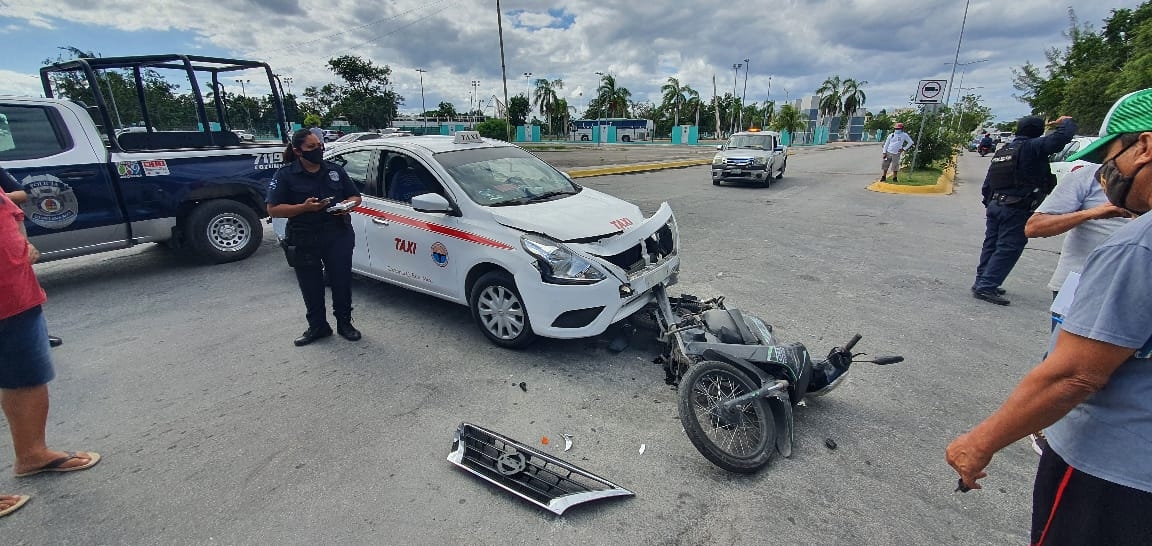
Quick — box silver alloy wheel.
[205,213,251,253]
[477,284,526,340]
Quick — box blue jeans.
[973,201,1031,292]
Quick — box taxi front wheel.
[470,271,537,349]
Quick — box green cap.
[1069,88,1152,162]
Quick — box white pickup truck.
[1,54,288,263]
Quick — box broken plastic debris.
[518,381,527,392]
[563,434,573,452]
[825,438,838,450]
[638,444,646,455]
[541,436,549,446]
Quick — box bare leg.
[1,385,94,474]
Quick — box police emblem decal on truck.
[20,174,79,230]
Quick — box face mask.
[299,147,325,164]
[1098,139,1148,215]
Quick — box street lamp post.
[471,80,481,128]
[740,58,750,131]
[416,68,427,134]
[234,79,250,98]
[284,77,293,96]
[595,71,605,145]
[730,63,741,136]
[523,72,533,100]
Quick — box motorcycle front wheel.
[678,360,776,473]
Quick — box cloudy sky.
[0,0,1142,123]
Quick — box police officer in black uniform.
[267,129,363,345]
[971,115,1075,305]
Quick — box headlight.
[712,154,724,166]
[753,156,767,166]
[521,234,606,285]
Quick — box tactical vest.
[985,140,1056,193]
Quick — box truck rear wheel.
[185,199,262,264]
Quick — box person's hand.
[946,432,992,491]
[1047,115,1074,126]
[26,242,40,264]
[302,197,329,212]
[1089,203,1132,220]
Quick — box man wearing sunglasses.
[948,88,1152,545]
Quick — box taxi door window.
[383,152,442,205]
[329,149,378,195]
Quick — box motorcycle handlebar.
[842,334,862,353]
[872,356,904,365]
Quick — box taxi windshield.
[436,146,580,206]
[726,134,773,150]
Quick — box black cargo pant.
[292,225,355,330]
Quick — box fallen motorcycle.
[647,286,903,473]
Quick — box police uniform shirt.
[267,160,360,228]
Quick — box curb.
[567,158,713,178]
[866,160,956,195]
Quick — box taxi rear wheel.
[470,271,537,349]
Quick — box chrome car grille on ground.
[447,423,634,515]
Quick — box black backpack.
[986,139,1056,193]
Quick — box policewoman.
[267,129,363,346]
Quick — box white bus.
[571,118,654,142]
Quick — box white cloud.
[3,0,1146,121]
[0,69,46,97]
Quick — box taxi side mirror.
[716,144,724,150]
[411,193,453,214]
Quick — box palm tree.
[660,77,693,127]
[596,73,632,118]
[771,103,809,145]
[840,78,867,139]
[532,78,563,136]
[815,75,843,129]
[761,99,776,128]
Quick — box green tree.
[476,118,509,140]
[660,77,695,127]
[508,95,530,126]
[771,104,808,143]
[531,78,564,136]
[436,101,458,119]
[303,113,322,128]
[596,73,632,118]
[815,75,843,128]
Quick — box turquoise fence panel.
[781,130,791,146]
[515,125,527,142]
[531,125,541,142]
[607,126,617,143]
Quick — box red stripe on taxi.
[354,207,515,250]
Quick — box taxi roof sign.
[454,131,483,144]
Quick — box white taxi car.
[274,132,680,348]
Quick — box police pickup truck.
[0,54,287,263]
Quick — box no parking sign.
[916,80,948,104]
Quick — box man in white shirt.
[880,122,916,181]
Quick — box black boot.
[294,325,333,346]
[336,319,361,341]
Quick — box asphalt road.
[2,146,1061,545]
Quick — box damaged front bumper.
[447,423,634,515]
